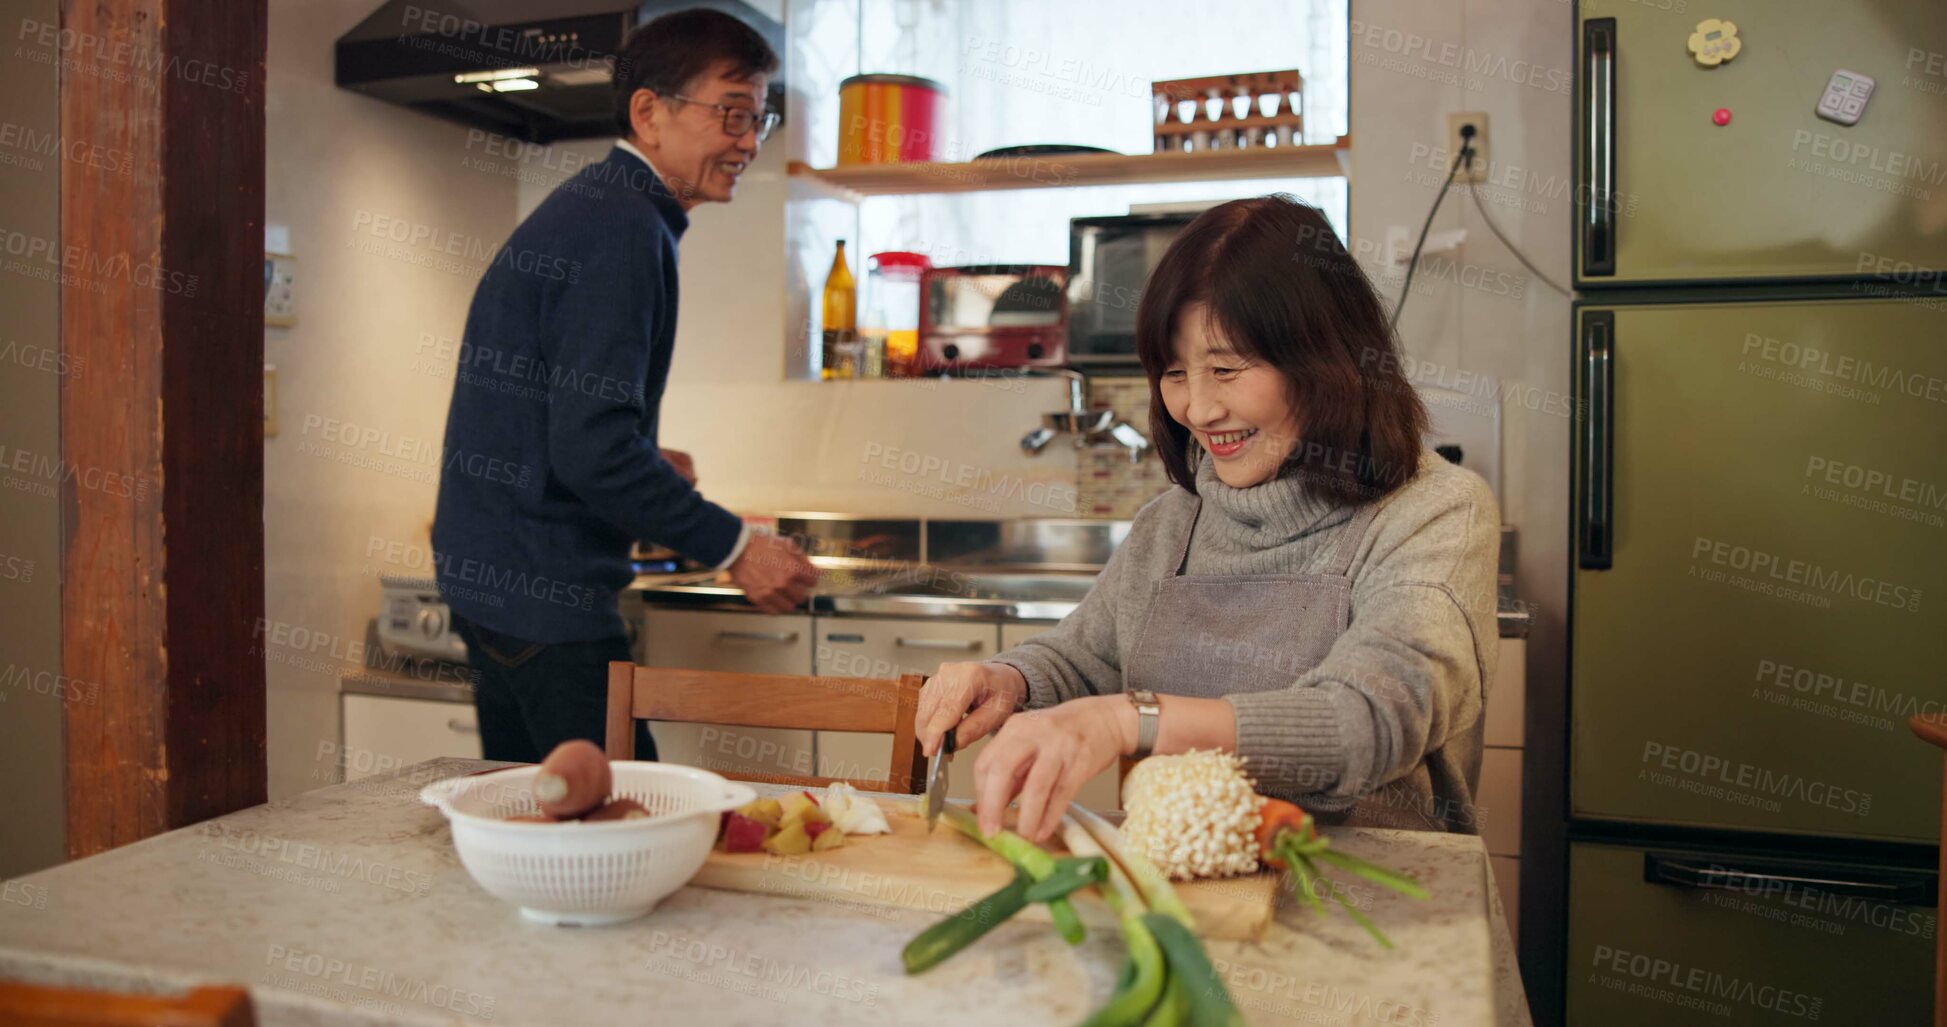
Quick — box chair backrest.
[0,981,255,1027]
[608,663,928,793]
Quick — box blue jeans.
[454,617,658,764]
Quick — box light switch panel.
[264,252,297,327]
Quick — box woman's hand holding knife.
[915,662,1134,843]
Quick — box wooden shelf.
[787,140,1349,199]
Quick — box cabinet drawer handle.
[446,718,478,734]
[896,637,983,651]
[825,633,866,644]
[1644,853,1935,906]
[717,630,800,644]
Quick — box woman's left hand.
[973,694,1132,843]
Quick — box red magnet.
[1712,108,1732,126]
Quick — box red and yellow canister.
[837,74,945,165]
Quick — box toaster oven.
[916,264,1068,372]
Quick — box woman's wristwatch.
[1126,689,1161,758]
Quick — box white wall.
[1347,0,1573,992]
[262,0,518,799]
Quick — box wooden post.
[59,0,268,856]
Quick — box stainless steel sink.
[857,571,1095,603]
[824,570,1098,620]
[632,564,1099,622]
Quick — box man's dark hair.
[1135,194,1430,505]
[611,9,779,136]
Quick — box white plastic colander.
[420,762,755,926]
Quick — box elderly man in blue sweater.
[432,9,817,762]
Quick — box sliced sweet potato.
[763,821,812,855]
[722,812,771,853]
[735,797,783,829]
[778,792,819,823]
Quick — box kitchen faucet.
[1019,368,1150,464]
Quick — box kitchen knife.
[924,727,955,833]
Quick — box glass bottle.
[820,240,857,380]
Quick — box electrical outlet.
[1447,112,1489,183]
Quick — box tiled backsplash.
[1078,376,1175,519]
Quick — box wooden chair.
[607,663,929,793]
[1910,713,1947,1027]
[0,981,254,1027]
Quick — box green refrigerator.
[1568,2,1947,1024]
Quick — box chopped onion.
[821,782,890,835]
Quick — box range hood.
[336,0,783,144]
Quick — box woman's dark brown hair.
[1134,194,1428,505]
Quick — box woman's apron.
[1123,494,1438,829]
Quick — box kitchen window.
[786,0,1351,351]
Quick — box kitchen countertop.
[0,758,1531,1027]
[632,575,1536,637]
[339,666,476,706]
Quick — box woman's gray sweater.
[992,450,1501,833]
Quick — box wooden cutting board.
[688,797,1278,941]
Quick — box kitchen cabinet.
[817,616,1121,810]
[1484,637,1525,748]
[812,616,997,786]
[642,608,816,781]
[1478,749,1523,859]
[340,694,481,781]
[999,622,1053,651]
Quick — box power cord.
[1461,148,1570,296]
[1390,130,1473,328]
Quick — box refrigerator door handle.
[1645,853,1937,906]
[1582,18,1617,277]
[1578,311,1614,569]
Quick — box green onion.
[901,869,1032,974]
[1143,913,1244,1027]
[1063,818,1166,1027]
[1067,812,1245,1027]
[1138,968,1187,1027]
[1308,846,1431,900]
[1024,856,1109,903]
[940,804,1087,944]
[1068,804,1196,931]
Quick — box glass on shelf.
[860,250,930,378]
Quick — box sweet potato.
[533,740,611,819]
[582,798,651,822]
[722,812,770,852]
[763,821,812,855]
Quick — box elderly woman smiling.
[914,195,1500,843]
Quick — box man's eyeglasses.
[667,94,780,142]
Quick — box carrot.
[1254,797,1313,868]
[1253,793,1426,947]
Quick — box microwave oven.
[1065,212,1198,370]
